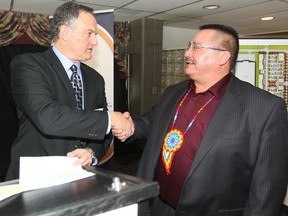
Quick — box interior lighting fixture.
[203,5,220,10]
[260,16,274,21]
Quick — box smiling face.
[184,29,231,92]
[56,11,98,63]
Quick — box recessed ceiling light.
[261,16,274,21]
[203,5,220,10]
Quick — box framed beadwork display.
[236,39,288,109]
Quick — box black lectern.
[0,168,159,215]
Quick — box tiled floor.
[113,152,140,176]
[112,140,143,176]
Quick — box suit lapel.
[186,76,242,178]
[152,82,189,162]
[44,48,78,108]
[81,67,96,110]
[80,66,89,109]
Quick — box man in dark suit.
[5,2,133,180]
[114,24,288,215]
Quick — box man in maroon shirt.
[113,24,288,216]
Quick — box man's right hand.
[110,111,135,141]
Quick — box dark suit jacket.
[134,74,288,216]
[6,47,113,180]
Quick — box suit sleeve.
[133,108,155,139]
[244,99,288,215]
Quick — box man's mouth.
[186,60,195,65]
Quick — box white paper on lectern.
[0,184,29,202]
[19,156,95,190]
[0,156,95,202]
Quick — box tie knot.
[71,64,77,73]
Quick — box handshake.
[110,112,135,142]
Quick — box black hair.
[200,24,239,70]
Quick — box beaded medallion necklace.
[162,87,215,174]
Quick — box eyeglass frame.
[186,42,227,52]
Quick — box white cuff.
[106,111,111,134]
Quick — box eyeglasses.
[186,43,227,52]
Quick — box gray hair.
[51,1,94,42]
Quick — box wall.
[162,26,198,50]
[129,18,163,115]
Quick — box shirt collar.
[188,73,231,98]
[52,46,80,72]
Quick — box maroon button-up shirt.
[154,73,231,208]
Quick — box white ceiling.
[1,0,288,36]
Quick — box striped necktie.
[70,64,83,110]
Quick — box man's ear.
[59,25,71,42]
[219,51,231,66]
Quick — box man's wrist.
[85,148,98,166]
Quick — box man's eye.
[84,32,93,37]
